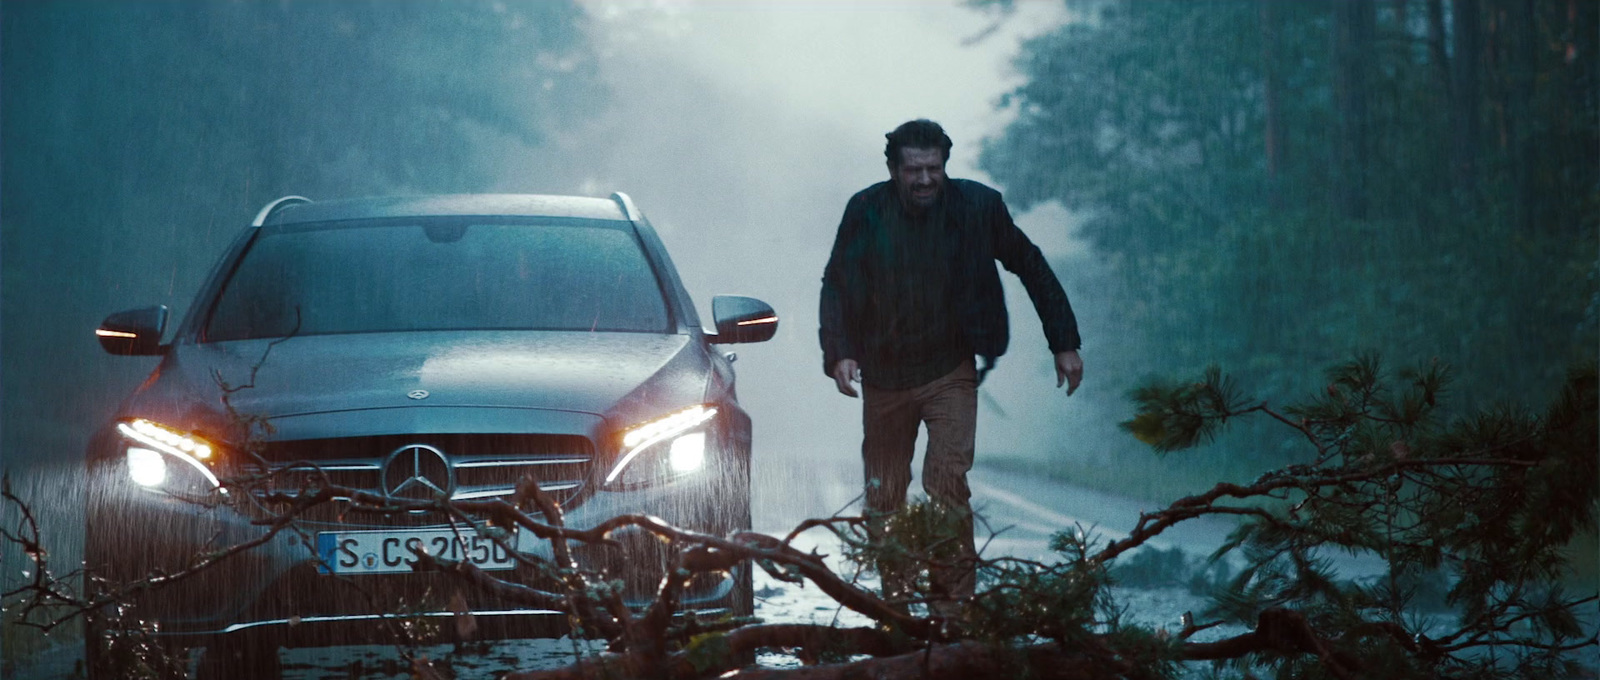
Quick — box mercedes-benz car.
[84,193,776,678]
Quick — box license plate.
[315,527,518,575]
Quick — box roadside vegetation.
[971,0,1597,506]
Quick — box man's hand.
[832,358,861,398]
[1055,350,1083,395]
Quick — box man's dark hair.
[884,119,952,166]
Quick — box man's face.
[889,146,946,212]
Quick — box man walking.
[818,119,1083,610]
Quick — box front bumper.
[86,465,744,647]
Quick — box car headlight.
[604,405,717,488]
[115,418,224,495]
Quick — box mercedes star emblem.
[407,389,430,400]
[381,443,454,500]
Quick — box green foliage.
[1109,546,1232,597]
[843,500,1184,677]
[981,0,1598,500]
[967,527,1112,647]
[847,499,975,605]
[1100,625,1183,678]
[1122,365,1251,453]
[969,529,1184,679]
[683,631,731,674]
[988,0,1596,238]
[1125,356,1599,677]
[1108,546,1190,589]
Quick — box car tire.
[729,558,755,617]
[721,428,755,618]
[725,503,755,618]
[713,419,759,669]
[723,563,758,669]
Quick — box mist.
[550,2,1098,526]
[3,0,1594,675]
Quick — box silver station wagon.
[85,193,776,678]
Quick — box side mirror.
[710,295,778,344]
[97,306,169,356]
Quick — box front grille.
[236,434,595,527]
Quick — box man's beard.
[903,184,941,212]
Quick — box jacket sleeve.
[818,197,863,376]
[989,194,1082,353]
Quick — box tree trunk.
[1450,0,1484,208]
[1504,0,1541,234]
[1556,0,1600,234]
[1259,0,1285,209]
[1427,0,1451,86]
[1331,0,1375,219]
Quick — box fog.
[553,1,1095,524]
[3,0,1594,674]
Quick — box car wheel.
[725,479,755,619]
[722,561,757,669]
[717,427,754,618]
[728,558,755,617]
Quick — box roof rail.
[610,192,642,222]
[251,196,312,227]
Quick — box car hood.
[124,331,704,434]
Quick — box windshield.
[204,218,671,341]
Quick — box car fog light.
[667,433,706,473]
[127,447,167,487]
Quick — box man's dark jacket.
[818,178,1081,378]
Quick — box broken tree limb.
[1181,607,1361,680]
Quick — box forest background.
[1,0,1595,644]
